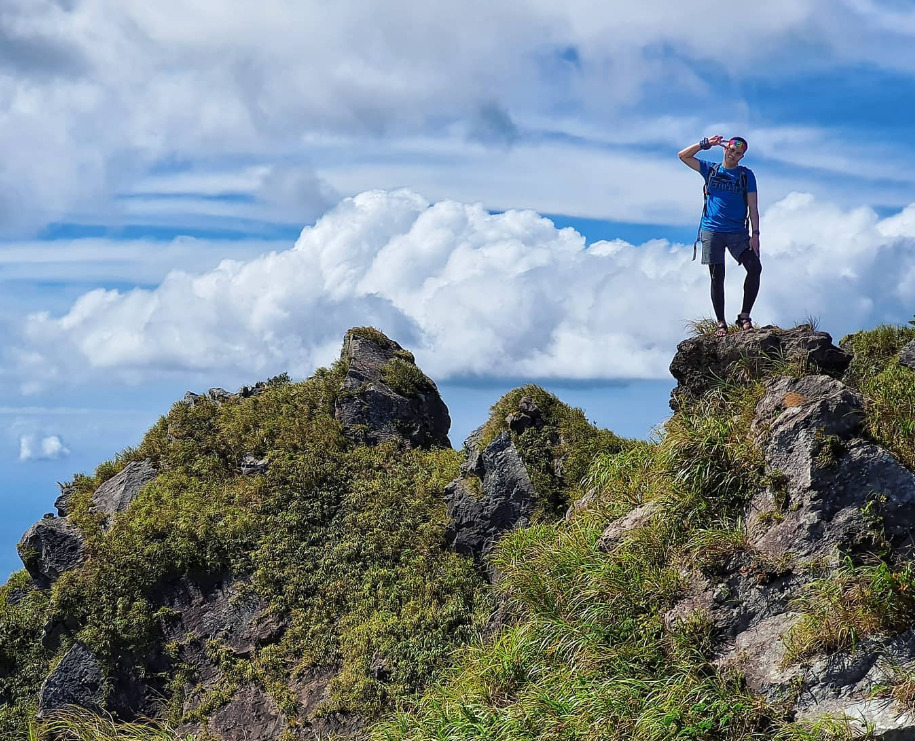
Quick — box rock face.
[37,643,103,718]
[444,429,538,566]
[334,328,451,449]
[91,460,158,521]
[669,325,852,409]
[17,517,85,589]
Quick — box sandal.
[736,313,753,331]
[714,321,728,337]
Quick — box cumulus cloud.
[19,434,70,462]
[8,189,915,392]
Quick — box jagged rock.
[207,684,286,741]
[41,614,80,652]
[208,387,234,403]
[37,643,103,718]
[240,453,268,476]
[17,517,85,588]
[91,460,157,521]
[506,396,543,434]
[54,482,74,517]
[184,383,268,408]
[748,375,915,562]
[901,339,915,371]
[334,328,451,449]
[445,431,538,564]
[669,325,852,409]
[596,501,662,552]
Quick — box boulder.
[900,339,915,371]
[91,460,157,521]
[444,431,538,565]
[17,517,85,588]
[669,325,852,409]
[37,643,103,718]
[334,328,451,449]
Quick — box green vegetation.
[0,358,491,737]
[3,322,915,740]
[784,561,915,664]
[842,324,915,470]
[33,707,193,741]
[477,385,629,516]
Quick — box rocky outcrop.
[444,430,538,566]
[183,383,268,407]
[91,460,157,522]
[669,325,852,409]
[651,370,915,736]
[900,339,915,371]
[334,328,451,449]
[17,516,85,589]
[37,643,103,718]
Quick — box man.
[678,135,761,336]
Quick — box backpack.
[692,163,750,260]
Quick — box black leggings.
[709,249,761,323]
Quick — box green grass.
[33,707,194,740]
[841,323,915,471]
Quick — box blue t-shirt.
[698,160,757,233]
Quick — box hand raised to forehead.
[706,135,726,147]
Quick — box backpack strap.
[739,167,749,232]
[693,163,720,260]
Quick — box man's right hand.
[708,135,725,147]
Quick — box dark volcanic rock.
[334,329,451,449]
[17,517,85,588]
[54,483,75,517]
[91,460,157,521]
[208,684,286,741]
[669,325,851,409]
[900,339,915,371]
[37,643,103,718]
[444,431,538,564]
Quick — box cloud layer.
[5,0,915,232]
[10,189,915,391]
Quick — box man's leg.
[701,231,727,324]
[738,249,762,315]
[709,262,726,322]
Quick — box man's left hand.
[750,234,760,256]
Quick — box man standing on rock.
[678,135,762,336]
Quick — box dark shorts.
[700,230,749,265]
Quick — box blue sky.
[3,0,915,579]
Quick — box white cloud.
[2,0,915,232]
[8,188,915,393]
[19,434,70,462]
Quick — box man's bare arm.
[747,191,760,233]
[678,135,724,172]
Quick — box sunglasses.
[728,139,746,151]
